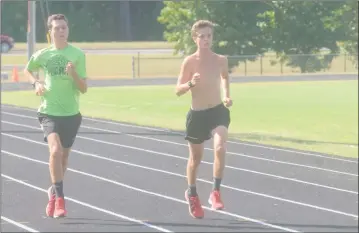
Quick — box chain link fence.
[1,52,357,82]
[131,53,358,79]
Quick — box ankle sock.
[188,185,197,197]
[213,177,222,191]
[53,181,64,198]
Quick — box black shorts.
[185,103,230,144]
[37,112,82,148]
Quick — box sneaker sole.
[53,214,66,219]
[46,213,54,218]
[208,198,224,210]
[46,207,55,218]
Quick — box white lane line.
[226,140,358,163]
[2,133,359,219]
[2,119,357,178]
[1,173,172,232]
[2,120,358,191]
[81,116,358,163]
[2,111,358,174]
[3,120,359,190]
[79,125,359,174]
[2,107,357,164]
[1,150,300,233]
[1,216,40,232]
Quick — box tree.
[258,1,347,73]
[2,1,165,42]
[333,0,358,67]
[157,1,272,73]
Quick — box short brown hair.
[47,14,68,30]
[191,20,215,37]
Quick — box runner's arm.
[220,56,230,99]
[24,54,41,87]
[175,57,192,97]
[73,53,88,94]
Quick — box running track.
[1,104,358,232]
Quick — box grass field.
[12,41,174,50]
[2,53,357,82]
[2,80,358,158]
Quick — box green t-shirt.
[25,44,87,116]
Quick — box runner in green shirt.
[24,13,87,219]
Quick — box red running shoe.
[45,186,56,217]
[53,197,67,218]
[208,190,224,210]
[185,190,204,219]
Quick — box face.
[49,19,69,42]
[193,26,213,50]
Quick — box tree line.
[1,1,165,42]
[158,0,357,72]
[2,0,357,72]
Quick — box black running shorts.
[37,112,82,148]
[185,103,230,144]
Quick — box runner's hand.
[191,73,201,86]
[35,82,46,96]
[66,62,76,77]
[223,97,233,107]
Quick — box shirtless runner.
[175,20,233,219]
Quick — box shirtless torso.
[188,52,224,110]
[176,51,228,111]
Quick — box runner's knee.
[213,126,227,156]
[189,155,202,168]
[214,143,226,156]
[48,134,63,158]
[188,143,203,167]
[50,146,63,158]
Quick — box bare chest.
[192,60,221,84]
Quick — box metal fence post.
[137,52,140,78]
[344,53,347,72]
[244,60,247,76]
[132,56,135,78]
[27,0,36,61]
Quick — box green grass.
[2,80,358,158]
[12,41,174,50]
